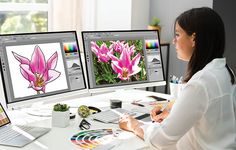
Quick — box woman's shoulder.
[187,65,232,99]
[190,60,228,85]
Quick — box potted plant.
[148,17,162,37]
[52,103,70,128]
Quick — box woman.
[119,7,236,149]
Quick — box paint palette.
[71,129,119,149]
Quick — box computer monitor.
[82,30,166,94]
[0,31,88,110]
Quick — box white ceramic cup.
[169,82,181,99]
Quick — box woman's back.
[178,58,236,149]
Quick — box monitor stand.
[22,102,53,117]
[101,88,140,103]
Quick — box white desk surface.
[0,89,171,150]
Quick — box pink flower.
[109,40,125,53]
[91,41,112,63]
[109,47,141,80]
[12,45,61,93]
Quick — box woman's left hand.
[119,114,140,132]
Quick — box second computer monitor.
[82,30,165,93]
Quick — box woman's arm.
[143,82,208,149]
[119,114,144,139]
[150,101,175,122]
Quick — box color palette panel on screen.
[63,42,78,53]
[145,40,159,49]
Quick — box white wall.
[51,0,82,31]
[96,0,132,30]
[131,0,150,30]
[149,0,213,91]
[82,0,149,30]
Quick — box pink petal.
[129,66,141,76]
[20,64,36,82]
[32,86,43,91]
[42,70,49,83]
[109,53,119,62]
[45,70,61,84]
[97,53,109,62]
[91,41,99,54]
[129,53,141,75]
[131,53,141,67]
[100,43,109,54]
[129,45,135,56]
[117,73,124,80]
[47,52,58,69]
[91,41,99,50]
[41,86,46,93]
[12,52,30,64]
[120,48,131,68]
[28,81,34,88]
[30,45,46,74]
[91,46,98,55]
[111,61,122,74]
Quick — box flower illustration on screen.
[12,45,61,94]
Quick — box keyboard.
[0,126,34,142]
[90,108,135,123]
[0,125,50,144]
[0,127,21,142]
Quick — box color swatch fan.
[71,129,119,150]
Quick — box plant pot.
[148,25,161,38]
[52,110,70,128]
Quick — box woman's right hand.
[150,106,169,123]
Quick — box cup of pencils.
[169,75,182,100]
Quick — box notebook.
[0,103,51,147]
[90,108,136,123]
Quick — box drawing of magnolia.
[12,45,61,94]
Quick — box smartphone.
[135,113,151,122]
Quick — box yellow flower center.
[35,73,45,87]
[122,68,129,79]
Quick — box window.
[0,0,50,34]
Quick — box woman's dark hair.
[175,7,235,84]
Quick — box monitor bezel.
[81,30,166,93]
[0,31,88,108]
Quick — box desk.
[1,90,171,150]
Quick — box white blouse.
[142,58,236,150]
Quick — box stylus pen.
[158,102,168,114]
[152,102,168,123]
[131,102,145,107]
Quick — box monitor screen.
[82,30,165,93]
[0,31,87,108]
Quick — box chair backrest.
[232,84,236,119]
